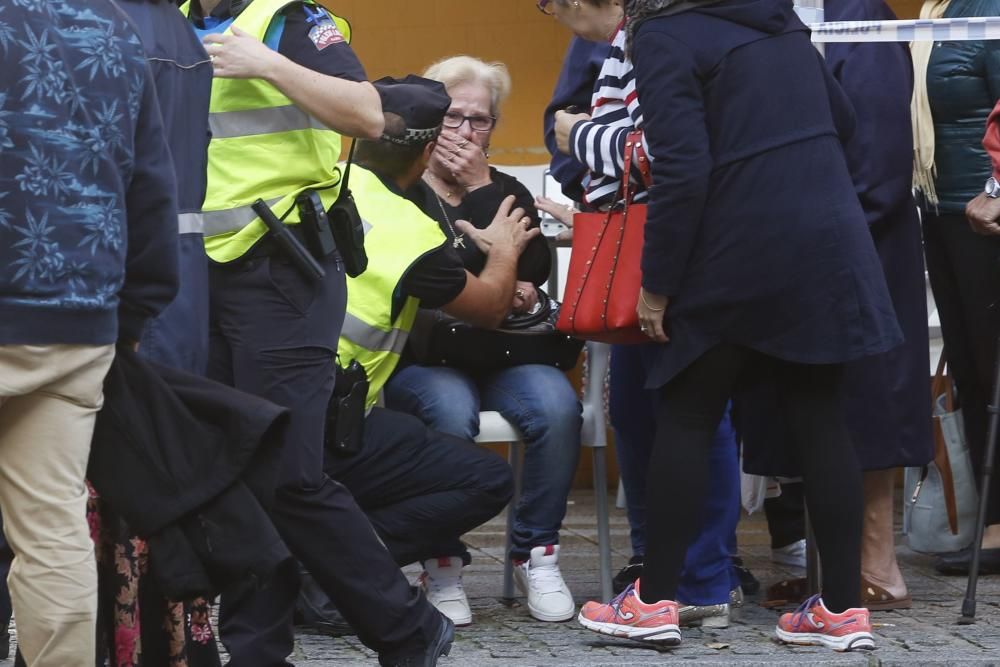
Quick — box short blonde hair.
[422,56,512,116]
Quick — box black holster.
[325,359,368,457]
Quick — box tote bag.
[556,130,651,344]
[904,355,979,554]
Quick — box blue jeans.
[609,344,740,605]
[385,363,582,561]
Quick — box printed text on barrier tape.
[810,17,1000,42]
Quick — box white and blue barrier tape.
[794,0,825,27]
[808,16,1000,43]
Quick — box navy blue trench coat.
[740,0,933,473]
[631,0,901,394]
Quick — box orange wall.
[889,0,923,17]
[322,1,572,165]
[322,1,921,166]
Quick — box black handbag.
[408,289,584,372]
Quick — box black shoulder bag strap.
[329,140,368,277]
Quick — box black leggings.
[641,344,863,613]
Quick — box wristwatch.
[986,176,1000,198]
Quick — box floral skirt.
[88,484,220,667]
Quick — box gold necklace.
[424,171,461,201]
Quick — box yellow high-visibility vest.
[180,0,352,261]
[337,166,448,407]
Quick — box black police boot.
[295,569,350,632]
[378,613,454,667]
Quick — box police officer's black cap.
[374,75,451,146]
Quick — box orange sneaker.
[577,580,681,645]
[776,594,875,651]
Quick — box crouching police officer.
[180,1,451,665]
[319,75,537,620]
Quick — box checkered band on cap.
[381,125,442,146]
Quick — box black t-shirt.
[358,170,468,309]
[407,168,551,285]
[400,245,469,309]
[189,1,367,81]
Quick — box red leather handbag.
[557,130,651,344]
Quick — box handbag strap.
[926,351,961,535]
[931,352,954,413]
[621,130,652,202]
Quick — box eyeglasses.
[536,0,556,15]
[442,112,496,132]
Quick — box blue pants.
[609,344,741,605]
[207,253,440,666]
[385,363,581,561]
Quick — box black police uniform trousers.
[207,252,439,665]
[325,407,514,567]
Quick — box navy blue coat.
[631,0,901,389]
[118,0,213,374]
[742,0,933,474]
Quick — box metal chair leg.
[502,442,524,601]
[592,446,614,601]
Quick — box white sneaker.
[419,557,472,627]
[513,545,575,622]
[772,539,807,569]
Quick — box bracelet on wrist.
[640,291,665,311]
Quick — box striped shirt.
[568,25,651,208]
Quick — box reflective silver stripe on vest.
[209,105,329,139]
[341,312,408,356]
[202,196,283,237]
[178,212,204,235]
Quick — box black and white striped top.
[568,25,651,208]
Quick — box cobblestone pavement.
[4,490,999,666]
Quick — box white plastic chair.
[474,340,614,602]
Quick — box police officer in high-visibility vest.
[181,2,452,666]
[312,76,540,626]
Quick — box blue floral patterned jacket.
[0,0,178,345]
